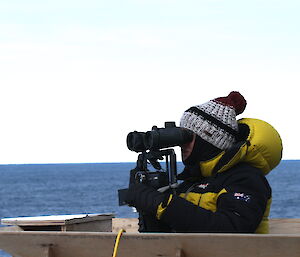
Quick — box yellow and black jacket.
[125,118,283,233]
[158,118,282,233]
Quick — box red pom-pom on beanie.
[214,91,247,115]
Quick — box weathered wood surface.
[0,218,300,257]
[0,231,300,257]
[1,214,114,233]
[1,214,114,226]
[269,218,300,234]
[112,218,139,232]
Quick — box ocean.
[0,160,299,256]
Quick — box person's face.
[181,133,196,161]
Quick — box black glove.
[138,213,172,232]
[125,183,169,216]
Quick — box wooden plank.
[1,213,114,226]
[0,231,300,257]
[269,218,300,234]
[112,218,138,233]
[1,214,114,233]
[62,219,112,232]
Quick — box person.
[125,91,283,233]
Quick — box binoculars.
[127,122,193,152]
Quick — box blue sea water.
[0,160,299,256]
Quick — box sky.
[0,0,299,164]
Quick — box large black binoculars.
[126,122,194,152]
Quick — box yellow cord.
[112,229,126,257]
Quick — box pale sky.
[0,0,299,164]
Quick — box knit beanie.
[180,91,247,150]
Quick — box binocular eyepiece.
[127,122,194,152]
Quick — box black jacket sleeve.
[160,164,271,233]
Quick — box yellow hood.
[199,118,283,177]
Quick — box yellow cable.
[112,229,126,257]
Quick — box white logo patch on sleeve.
[233,192,251,202]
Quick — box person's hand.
[125,183,168,215]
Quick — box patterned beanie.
[180,91,247,150]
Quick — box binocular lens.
[126,131,147,152]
